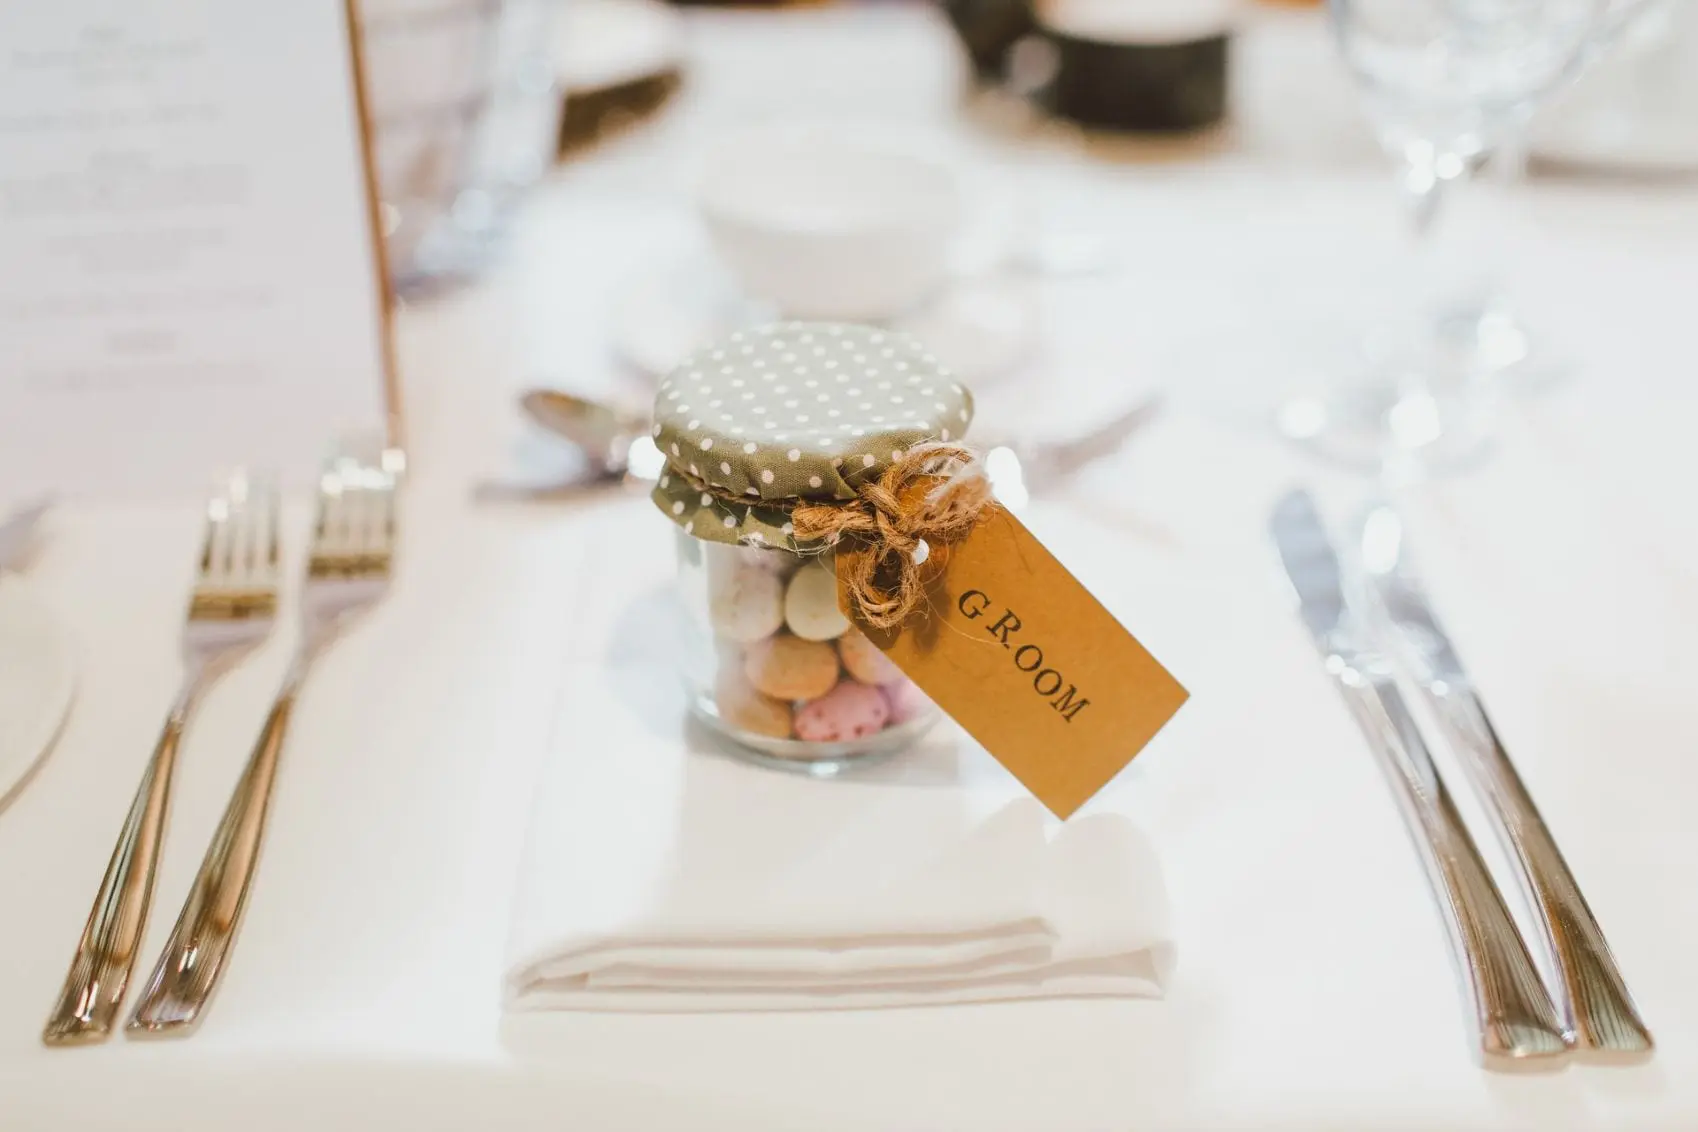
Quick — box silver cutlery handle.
[1334,674,1570,1067]
[1429,687,1653,1056]
[125,685,298,1036]
[42,693,195,1045]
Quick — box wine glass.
[1434,0,1672,392]
[1287,0,1599,475]
[361,0,560,295]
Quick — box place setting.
[478,0,1672,1087]
[502,318,1188,1021]
[29,438,401,1045]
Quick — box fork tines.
[310,456,397,578]
[190,477,280,619]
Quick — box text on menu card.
[0,0,396,501]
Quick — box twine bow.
[791,442,991,630]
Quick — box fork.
[126,439,400,1036]
[43,475,279,1046]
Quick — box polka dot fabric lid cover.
[651,322,975,549]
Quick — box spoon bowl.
[520,389,651,478]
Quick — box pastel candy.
[738,545,801,579]
[838,628,902,685]
[708,560,784,643]
[881,678,936,725]
[715,668,794,740]
[783,562,849,641]
[794,680,891,744]
[743,633,841,701]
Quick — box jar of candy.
[651,322,976,773]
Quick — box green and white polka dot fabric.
[651,322,975,550]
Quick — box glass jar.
[651,321,974,773]
[675,532,940,773]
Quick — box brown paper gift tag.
[842,504,1187,819]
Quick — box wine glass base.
[1436,300,1574,397]
[1278,383,1497,479]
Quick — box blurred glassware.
[1288,0,1598,475]
[1433,0,1681,395]
[359,0,560,295]
[1534,0,1698,172]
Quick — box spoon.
[517,388,1161,500]
[518,389,661,481]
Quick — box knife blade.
[1359,501,1653,1057]
[0,498,49,573]
[1271,489,1570,1068]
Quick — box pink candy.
[880,679,935,725]
[794,681,891,744]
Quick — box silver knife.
[0,498,50,572]
[1270,490,1570,1068]
[1359,501,1653,1057]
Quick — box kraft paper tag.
[843,505,1187,819]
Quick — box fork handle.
[1427,685,1653,1056]
[125,681,299,1037]
[42,686,198,1046]
[1334,674,1571,1067]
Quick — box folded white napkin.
[504,659,1175,1012]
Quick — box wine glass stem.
[1495,131,1530,186]
[1400,152,1449,246]
[1394,150,1457,397]
[1467,129,1534,369]
[1379,144,1499,472]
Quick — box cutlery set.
[42,441,399,1045]
[1272,490,1652,1068]
[14,415,1649,1068]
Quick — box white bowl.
[697,129,962,321]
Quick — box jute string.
[687,442,992,630]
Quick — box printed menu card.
[0,0,397,503]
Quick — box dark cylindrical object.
[942,0,1037,81]
[1036,2,1231,133]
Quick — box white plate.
[0,578,77,810]
[609,251,1043,386]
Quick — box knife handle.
[1426,686,1653,1058]
[1333,671,1571,1068]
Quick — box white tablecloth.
[2,6,1697,1129]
